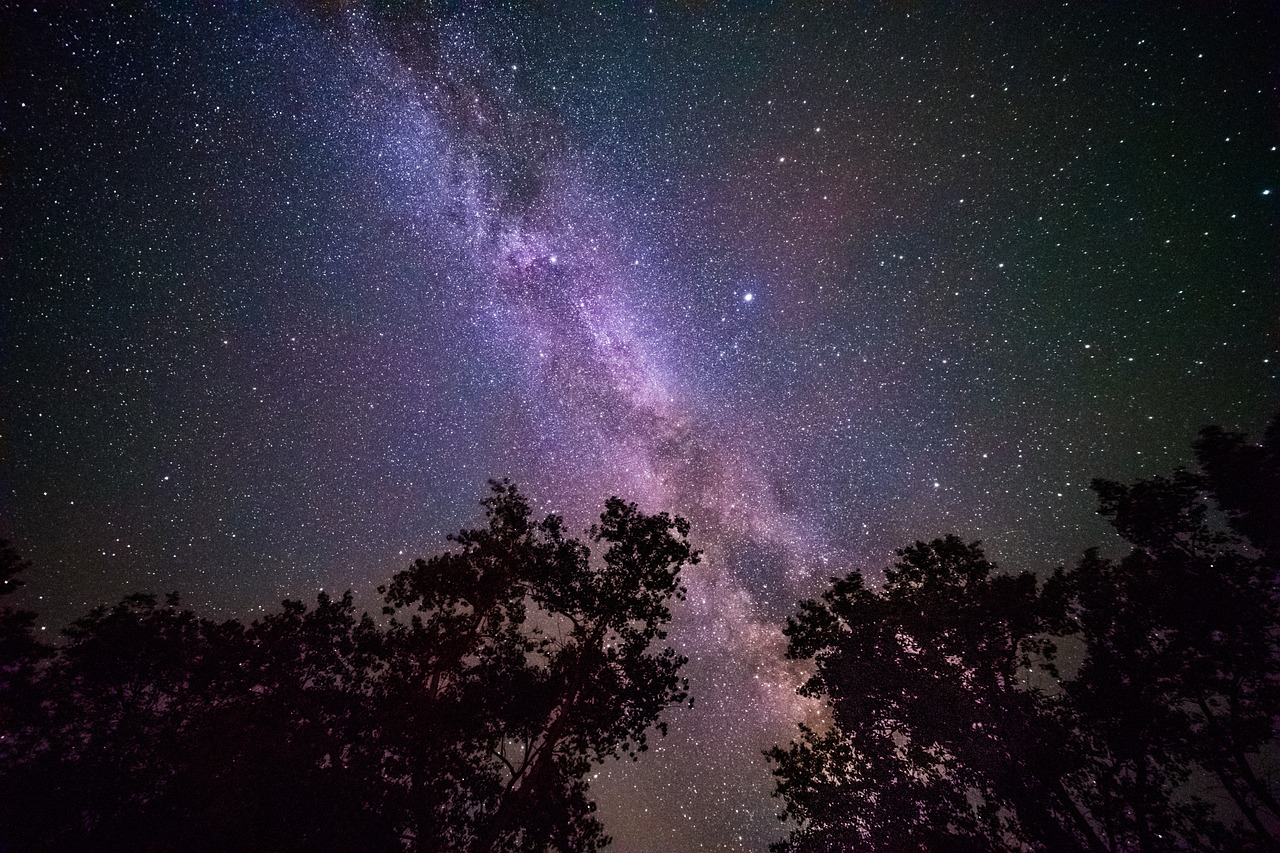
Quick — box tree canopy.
[6,414,1278,851]
[0,481,698,852]
[769,413,1280,852]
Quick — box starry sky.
[4,2,1277,849]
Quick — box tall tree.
[373,480,698,851]
[767,536,1106,852]
[1058,413,1280,846]
[770,412,1280,851]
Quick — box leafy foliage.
[374,481,697,851]
[770,413,1280,852]
[0,481,697,852]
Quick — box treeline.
[2,416,1278,851]
[769,414,1280,851]
[0,483,697,852]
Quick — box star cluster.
[4,3,1277,849]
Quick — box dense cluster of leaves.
[0,481,698,852]
[769,414,1280,852]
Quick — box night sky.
[4,2,1277,849]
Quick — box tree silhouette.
[1056,414,1280,847]
[0,540,51,820]
[770,412,1280,852]
[767,536,1103,851]
[372,480,697,851]
[0,481,697,852]
[0,590,391,852]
